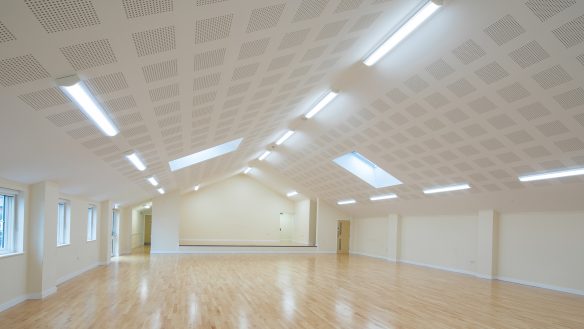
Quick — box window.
[87,205,97,241]
[57,200,70,246]
[0,188,19,255]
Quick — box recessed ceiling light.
[304,90,338,119]
[243,167,252,174]
[370,193,398,201]
[126,152,146,171]
[518,167,584,182]
[286,191,298,197]
[337,199,356,205]
[56,75,119,137]
[169,138,243,172]
[423,183,470,194]
[157,188,165,195]
[147,177,159,186]
[275,130,295,145]
[144,204,151,209]
[333,151,402,188]
[258,150,271,161]
[363,0,443,66]
[194,185,200,191]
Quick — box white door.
[279,212,294,242]
[111,210,120,257]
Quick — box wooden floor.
[2,249,584,328]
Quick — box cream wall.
[316,199,348,252]
[131,209,145,249]
[152,191,180,252]
[498,212,584,293]
[350,210,584,295]
[180,175,294,243]
[293,199,310,244]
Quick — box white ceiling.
[1,0,584,216]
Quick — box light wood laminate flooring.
[1,250,583,328]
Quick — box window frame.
[0,188,19,256]
[57,199,71,247]
[87,205,97,242]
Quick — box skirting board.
[180,239,280,243]
[56,262,101,286]
[152,249,335,254]
[350,251,584,296]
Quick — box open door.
[144,214,152,246]
[337,220,350,253]
[111,209,119,257]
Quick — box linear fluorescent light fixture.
[518,167,584,182]
[169,138,243,172]
[144,204,151,209]
[363,0,443,66]
[157,188,165,195]
[423,183,470,194]
[370,193,398,201]
[337,199,356,205]
[243,167,252,174]
[258,150,271,161]
[333,151,402,188]
[126,152,146,171]
[147,177,159,187]
[304,91,338,119]
[56,75,119,137]
[286,191,298,197]
[276,130,295,145]
[194,185,200,191]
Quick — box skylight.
[333,151,402,188]
[168,138,243,172]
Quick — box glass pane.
[0,195,5,249]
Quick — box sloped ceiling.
[1,0,584,216]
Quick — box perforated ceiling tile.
[555,137,584,152]
[425,92,449,108]
[0,21,16,43]
[82,136,110,149]
[149,83,179,102]
[451,39,486,65]
[161,125,181,137]
[525,0,576,22]
[574,113,584,127]
[278,29,310,50]
[260,74,283,86]
[315,19,348,40]
[86,73,128,96]
[142,59,177,83]
[195,14,233,43]
[116,112,143,126]
[132,26,175,57]
[506,130,534,144]
[487,113,516,130]
[349,11,382,33]
[516,102,550,121]
[25,0,100,33]
[524,145,551,158]
[553,87,584,109]
[46,110,87,127]
[0,54,50,87]
[403,75,429,93]
[536,120,569,137]
[102,96,136,114]
[331,37,358,53]
[193,91,217,105]
[447,78,476,97]
[122,0,173,19]
[121,124,148,138]
[474,61,509,84]
[246,3,286,33]
[60,39,117,71]
[508,40,550,68]
[532,65,572,89]
[231,63,259,80]
[334,0,364,13]
[497,82,531,103]
[18,87,69,111]
[67,125,99,139]
[552,14,584,48]
[425,59,454,80]
[268,54,295,71]
[193,48,226,71]
[158,114,181,128]
[226,81,251,96]
[386,88,408,104]
[483,15,525,46]
[154,101,180,116]
[301,45,327,62]
[238,38,270,59]
[193,72,221,90]
[292,0,329,22]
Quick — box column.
[476,210,498,279]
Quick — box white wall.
[498,212,584,293]
[131,209,145,249]
[293,199,310,244]
[180,175,294,243]
[0,177,28,309]
[350,217,389,258]
[152,191,180,252]
[316,199,348,252]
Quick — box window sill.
[57,243,71,248]
[0,252,25,259]
[86,239,97,243]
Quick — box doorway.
[144,214,152,246]
[279,212,294,242]
[111,209,120,257]
[337,220,350,253]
